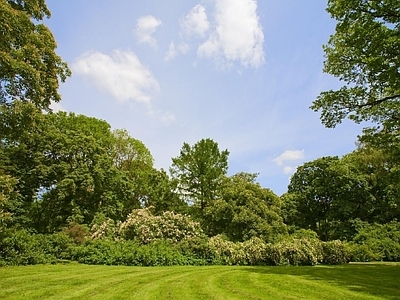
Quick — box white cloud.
[72,50,159,103]
[165,41,190,61]
[181,5,210,38]
[197,0,265,68]
[273,150,304,166]
[134,15,162,48]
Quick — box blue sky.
[44,0,365,195]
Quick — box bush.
[267,238,323,266]
[322,240,350,264]
[349,221,400,262]
[62,222,89,244]
[0,229,55,265]
[69,239,190,266]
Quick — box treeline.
[1,101,400,266]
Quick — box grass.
[0,262,399,299]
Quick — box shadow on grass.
[244,263,400,299]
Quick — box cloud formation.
[165,41,190,61]
[197,0,265,68]
[181,5,210,38]
[273,150,304,166]
[72,50,159,103]
[134,15,162,47]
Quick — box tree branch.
[356,94,400,109]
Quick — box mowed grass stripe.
[0,263,399,299]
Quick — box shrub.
[118,208,204,244]
[267,238,323,266]
[69,239,189,266]
[349,221,400,262]
[0,229,55,265]
[62,222,89,244]
[322,240,350,264]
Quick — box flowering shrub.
[207,235,269,265]
[118,208,204,244]
[90,217,117,240]
[322,240,350,264]
[267,238,323,266]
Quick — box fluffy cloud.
[72,50,159,103]
[165,41,190,61]
[273,150,304,166]
[273,150,304,176]
[197,0,265,68]
[134,15,162,47]
[181,4,210,38]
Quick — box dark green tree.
[286,156,373,240]
[170,138,229,215]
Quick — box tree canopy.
[311,0,400,131]
[0,0,70,109]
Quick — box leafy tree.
[140,169,188,215]
[170,138,229,215]
[343,146,400,223]
[311,0,400,148]
[0,0,70,109]
[204,173,286,242]
[0,173,19,231]
[0,102,148,231]
[287,156,373,241]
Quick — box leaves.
[311,0,400,131]
[0,0,70,109]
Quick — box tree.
[311,0,400,131]
[0,173,19,231]
[204,173,286,242]
[0,0,70,109]
[287,156,373,241]
[170,139,229,215]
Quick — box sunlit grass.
[0,262,399,299]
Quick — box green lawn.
[0,262,399,299]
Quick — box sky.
[44,0,365,196]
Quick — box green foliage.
[0,102,168,232]
[207,235,270,266]
[322,240,351,265]
[62,222,89,245]
[268,238,323,266]
[170,138,229,215]
[69,239,189,266]
[0,228,72,266]
[0,173,19,231]
[311,0,400,130]
[349,221,400,262]
[0,0,70,108]
[204,173,286,242]
[287,156,375,240]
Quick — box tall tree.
[170,139,229,215]
[311,0,400,130]
[0,0,70,109]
